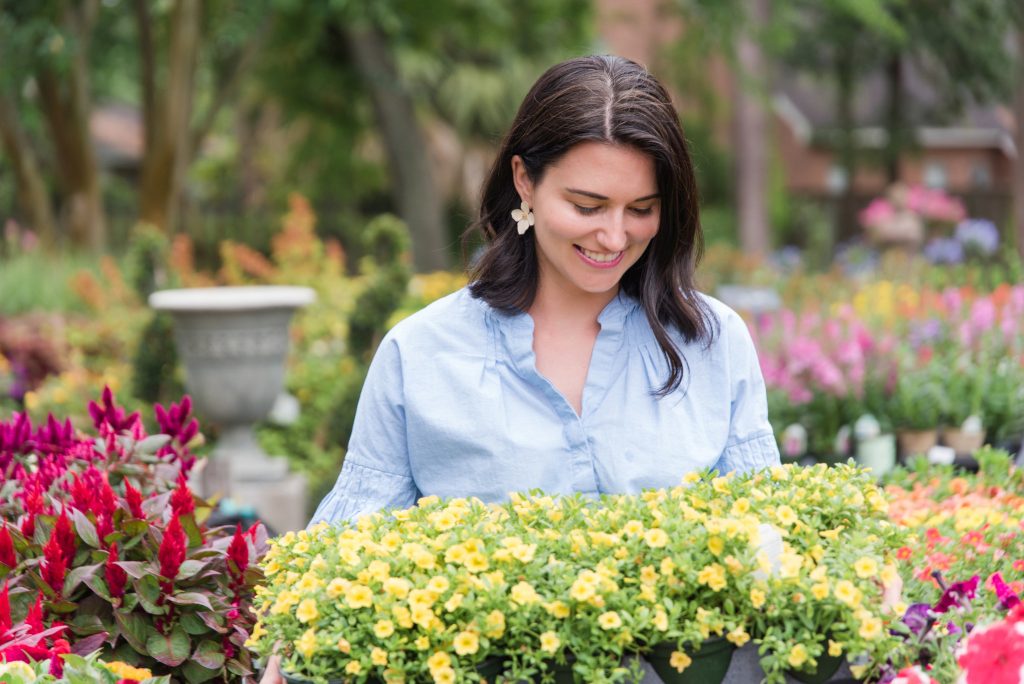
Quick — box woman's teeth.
[579,247,622,263]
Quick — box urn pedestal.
[149,286,315,532]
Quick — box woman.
[261,54,779,683]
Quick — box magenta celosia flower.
[158,515,187,594]
[227,523,249,580]
[52,509,76,568]
[105,543,127,600]
[123,480,145,519]
[87,386,141,436]
[170,474,195,517]
[41,534,67,596]
[0,525,15,569]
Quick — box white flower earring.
[511,200,535,236]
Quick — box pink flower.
[893,665,939,684]
[957,618,1024,683]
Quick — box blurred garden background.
[2,0,1024,513]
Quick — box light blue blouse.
[309,287,780,525]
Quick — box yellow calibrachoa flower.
[544,600,570,618]
[726,627,750,647]
[622,520,645,536]
[271,590,299,615]
[511,581,540,606]
[787,644,809,668]
[644,528,669,548]
[569,579,596,601]
[750,587,766,609]
[105,662,154,680]
[853,556,878,578]
[415,636,430,650]
[811,582,830,600]
[598,611,623,630]
[372,647,389,666]
[834,580,862,607]
[296,598,319,623]
[653,607,669,631]
[540,631,561,653]
[485,610,506,638]
[432,666,456,684]
[296,628,318,659]
[345,583,374,609]
[383,577,411,598]
[707,536,725,556]
[669,651,692,673]
[776,505,798,526]
[427,652,451,670]
[346,661,362,675]
[374,619,396,638]
[828,640,843,657]
[697,563,727,591]
[453,630,480,655]
[337,638,351,653]
[858,615,883,640]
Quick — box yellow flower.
[540,631,561,653]
[444,593,465,612]
[811,582,830,600]
[511,581,540,606]
[622,520,645,536]
[104,662,154,680]
[731,498,751,515]
[858,615,883,640]
[292,541,309,555]
[427,652,452,670]
[453,630,480,655]
[485,610,506,638]
[776,505,798,526]
[465,552,489,573]
[383,577,411,598]
[374,619,396,638]
[512,543,537,562]
[569,579,596,601]
[598,611,623,630]
[337,638,351,653]
[880,564,898,585]
[296,598,319,623]
[726,627,750,647]
[271,590,300,615]
[660,557,676,575]
[431,666,455,684]
[669,651,692,673]
[427,576,450,594]
[345,583,374,609]
[544,600,571,618]
[346,661,362,675]
[834,580,862,607]
[854,557,878,579]
[652,607,669,631]
[750,588,766,609]
[828,640,843,657]
[644,528,669,548]
[697,564,727,592]
[372,647,389,666]
[415,636,430,650]
[707,536,725,556]
[787,644,809,669]
[296,628,318,659]
[326,578,350,599]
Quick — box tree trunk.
[342,23,450,271]
[1015,27,1024,260]
[35,1,106,251]
[732,0,771,257]
[138,0,200,233]
[884,53,903,183]
[0,94,57,247]
[836,44,858,242]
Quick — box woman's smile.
[574,245,624,267]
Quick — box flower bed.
[249,463,904,684]
[0,389,267,681]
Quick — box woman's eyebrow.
[565,188,660,202]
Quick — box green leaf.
[183,658,221,683]
[181,516,204,547]
[117,561,149,579]
[71,509,100,548]
[83,572,113,602]
[192,639,226,670]
[176,559,206,581]
[123,520,150,538]
[115,610,155,653]
[146,625,191,667]
[134,575,168,615]
[166,591,213,610]
[65,563,101,595]
[136,434,172,454]
[179,613,208,636]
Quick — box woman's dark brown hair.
[466,54,716,396]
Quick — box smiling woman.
[260,51,780,684]
[306,53,780,523]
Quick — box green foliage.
[131,313,183,405]
[0,251,100,315]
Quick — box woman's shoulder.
[383,286,490,351]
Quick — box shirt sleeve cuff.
[715,431,781,475]
[307,458,420,527]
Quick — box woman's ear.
[510,155,533,206]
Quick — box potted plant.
[941,363,986,457]
[889,364,944,460]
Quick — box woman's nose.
[596,213,628,252]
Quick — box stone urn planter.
[149,285,315,533]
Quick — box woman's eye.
[573,204,600,216]
[630,206,655,216]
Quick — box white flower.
[511,201,535,235]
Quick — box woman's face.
[512,142,660,302]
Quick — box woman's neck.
[528,277,619,328]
